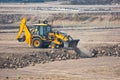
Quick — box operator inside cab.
[31,20,52,38]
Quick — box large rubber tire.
[32,38,43,48]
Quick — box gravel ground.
[0,25,120,79]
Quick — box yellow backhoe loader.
[16,18,79,49]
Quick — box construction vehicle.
[16,18,79,49]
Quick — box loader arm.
[16,18,32,46]
[51,31,79,48]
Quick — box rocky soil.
[0,49,80,69]
[91,44,120,57]
[0,43,120,69]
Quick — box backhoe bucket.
[17,35,25,42]
[64,39,79,49]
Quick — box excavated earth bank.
[0,49,80,69]
[0,43,120,69]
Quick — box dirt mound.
[0,49,80,69]
[0,44,120,69]
[91,44,120,57]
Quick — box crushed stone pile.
[0,49,80,69]
[91,44,120,57]
[0,44,120,69]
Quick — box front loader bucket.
[64,39,80,49]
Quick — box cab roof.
[33,24,48,26]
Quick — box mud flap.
[64,39,80,49]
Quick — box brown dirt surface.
[0,4,120,79]
[0,25,120,79]
[0,57,120,80]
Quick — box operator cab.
[31,23,51,38]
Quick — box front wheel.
[32,38,43,48]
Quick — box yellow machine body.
[16,18,79,48]
[16,18,32,46]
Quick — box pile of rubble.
[0,49,80,69]
[91,44,120,57]
[0,44,120,69]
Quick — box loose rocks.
[0,49,80,69]
[1,44,119,69]
[91,44,120,57]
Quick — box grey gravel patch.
[0,49,80,69]
[91,44,120,57]
[0,43,120,69]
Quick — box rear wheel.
[32,38,43,48]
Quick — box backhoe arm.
[16,18,32,46]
